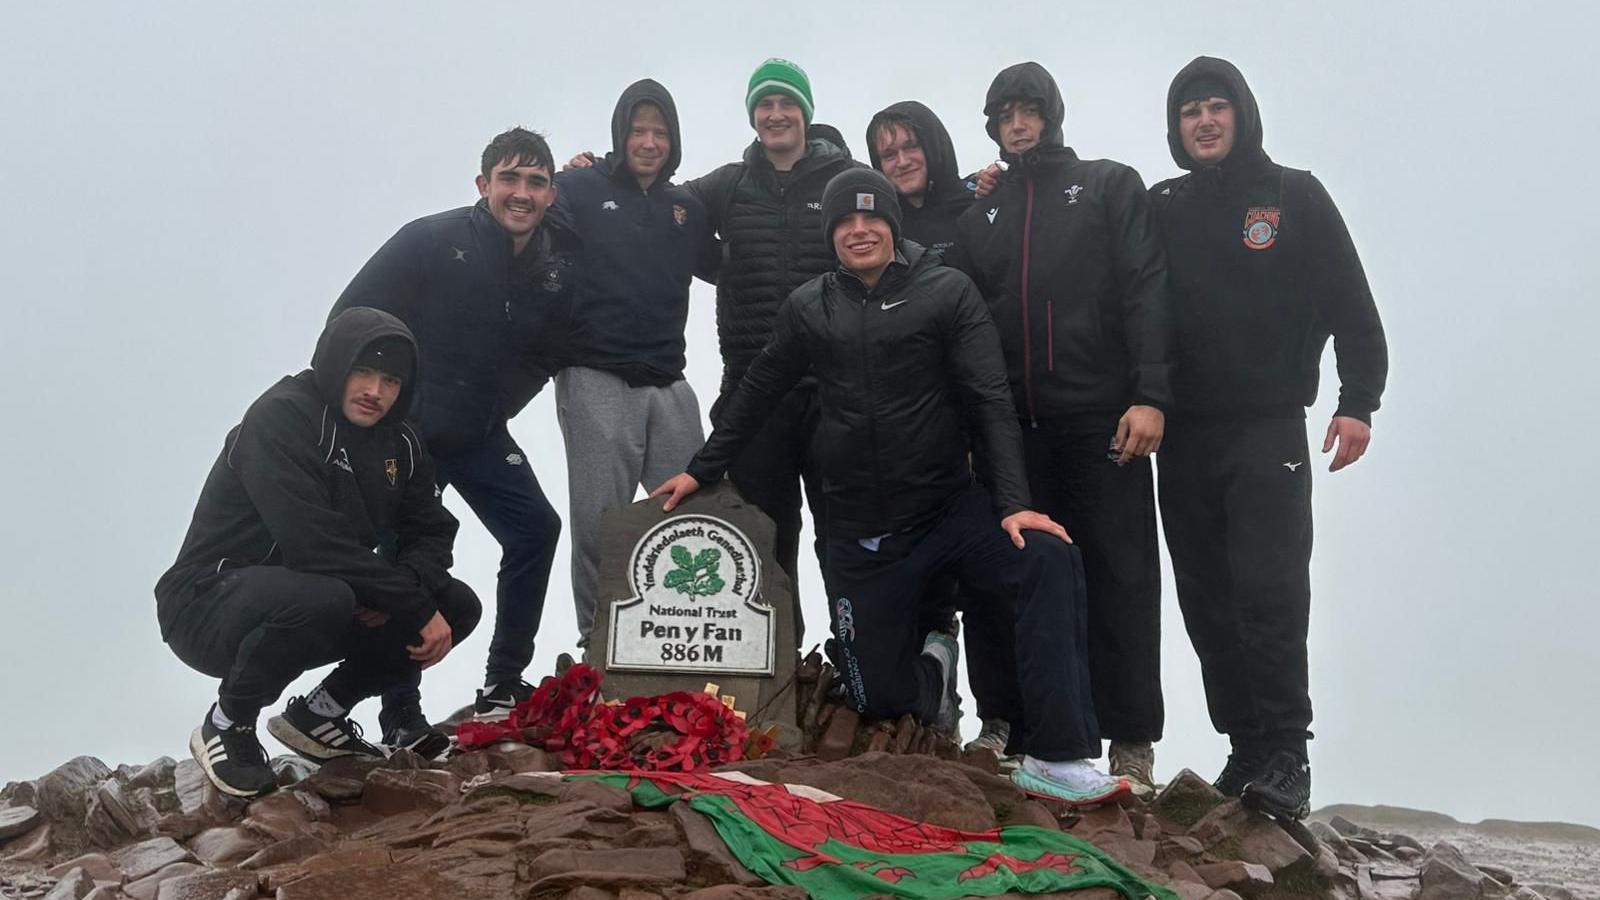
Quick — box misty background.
[2,1,1595,827]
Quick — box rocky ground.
[1309,807,1600,900]
[1,730,1585,900]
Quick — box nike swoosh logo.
[881,299,909,310]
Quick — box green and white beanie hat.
[746,58,814,124]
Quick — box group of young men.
[156,55,1387,820]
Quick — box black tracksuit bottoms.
[1158,416,1313,752]
[165,567,482,723]
[824,488,1101,761]
[716,384,824,645]
[1008,413,1165,744]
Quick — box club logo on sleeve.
[1243,207,1281,250]
[1064,184,1083,205]
[672,203,688,226]
[384,458,399,487]
[855,192,876,211]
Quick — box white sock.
[210,703,235,731]
[306,685,346,718]
[1023,755,1114,789]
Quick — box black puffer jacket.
[155,308,458,637]
[865,101,976,253]
[687,243,1027,539]
[685,139,862,394]
[947,61,1173,421]
[1150,56,1387,422]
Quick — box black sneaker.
[1213,746,1270,797]
[379,703,451,761]
[190,708,277,799]
[1241,749,1312,820]
[473,679,534,721]
[266,696,386,763]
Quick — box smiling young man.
[549,80,716,649]
[155,308,481,797]
[945,61,1173,797]
[652,168,1126,806]
[330,128,576,748]
[1149,57,1388,820]
[865,101,977,253]
[677,58,862,642]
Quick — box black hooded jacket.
[946,62,1173,421]
[1150,57,1388,422]
[552,79,716,386]
[330,200,577,454]
[687,242,1028,539]
[865,101,977,253]
[155,308,459,637]
[685,139,864,394]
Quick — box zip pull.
[1030,418,1039,429]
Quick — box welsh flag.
[566,770,1175,900]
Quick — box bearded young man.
[156,309,480,797]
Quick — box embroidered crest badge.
[1243,207,1281,250]
[672,204,687,226]
[384,458,398,487]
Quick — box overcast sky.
[2,1,1596,827]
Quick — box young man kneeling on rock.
[155,308,481,798]
[652,169,1128,806]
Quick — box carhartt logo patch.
[385,458,398,487]
[855,192,876,211]
[1243,207,1281,250]
[672,204,687,226]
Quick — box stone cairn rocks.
[0,665,1584,900]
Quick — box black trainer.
[473,679,534,721]
[1241,749,1312,820]
[190,708,278,799]
[1213,746,1270,797]
[380,703,451,761]
[266,696,386,763]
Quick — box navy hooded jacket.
[553,79,717,386]
[330,202,577,454]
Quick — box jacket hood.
[1166,56,1264,171]
[866,101,962,204]
[312,307,420,425]
[983,62,1066,156]
[606,78,683,183]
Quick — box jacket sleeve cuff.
[685,458,722,487]
[1333,405,1374,426]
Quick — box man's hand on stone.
[649,473,701,512]
[355,606,389,628]
[1323,415,1371,472]
[563,151,596,171]
[1114,404,1165,464]
[1000,510,1072,549]
[408,612,453,668]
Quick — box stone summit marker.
[591,482,800,747]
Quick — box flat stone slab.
[0,805,42,841]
